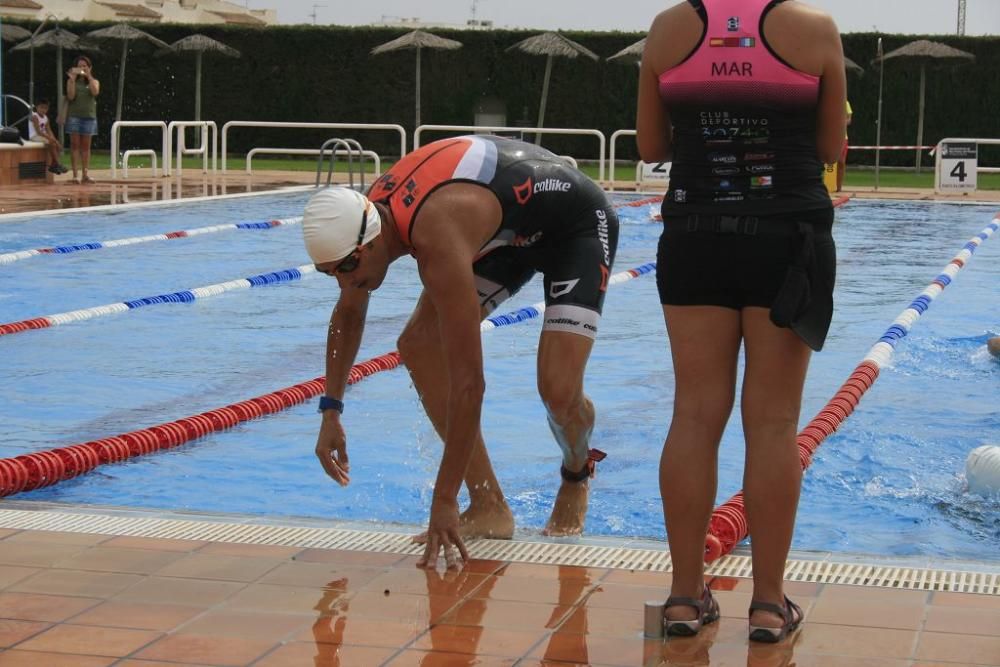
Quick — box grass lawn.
[82,151,1000,191]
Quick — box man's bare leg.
[537,330,596,536]
[399,293,514,540]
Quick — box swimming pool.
[1,192,997,561]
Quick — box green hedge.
[2,21,997,166]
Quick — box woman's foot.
[748,596,803,643]
[664,586,720,637]
[82,175,96,184]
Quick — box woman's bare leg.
[741,307,811,628]
[661,305,741,620]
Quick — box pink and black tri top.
[658,0,831,215]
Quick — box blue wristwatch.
[318,396,344,414]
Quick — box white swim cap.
[302,187,382,265]
[966,445,1000,496]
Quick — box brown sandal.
[748,595,803,643]
[664,586,720,637]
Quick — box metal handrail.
[316,138,367,189]
[221,122,407,174]
[122,149,158,178]
[110,121,169,179]
[166,121,218,176]
[246,148,381,179]
[1,94,32,133]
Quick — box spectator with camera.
[64,55,100,184]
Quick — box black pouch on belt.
[769,223,814,329]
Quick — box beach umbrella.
[82,23,169,125]
[844,56,864,75]
[371,30,462,130]
[11,29,91,106]
[156,35,240,121]
[874,39,974,172]
[10,28,96,143]
[1,25,31,43]
[607,37,645,66]
[506,32,599,144]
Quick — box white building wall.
[0,0,276,25]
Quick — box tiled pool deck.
[0,524,998,666]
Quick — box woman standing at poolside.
[637,0,845,642]
[65,55,101,184]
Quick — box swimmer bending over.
[302,135,619,568]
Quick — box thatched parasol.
[82,24,169,125]
[11,29,92,103]
[371,30,462,130]
[874,39,974,172]
[507,32,599,144]
[844,56,863,75]
[156,35,240,121]
[607,37,645,66]
[10,28,97,142]
[1,25,32,43]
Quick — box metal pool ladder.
[315,138,368,190]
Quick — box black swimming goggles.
[332,205,368,274]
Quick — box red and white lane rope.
[0,262,656,497]
[618,195,664,208]
[0,217,302,266]
[0,353,401,497]
[704,213,1000,562]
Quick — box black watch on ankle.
[317,396,344,414]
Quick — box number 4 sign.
[937,142,978,193]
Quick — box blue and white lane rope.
[479,263,657,332]
[0,265,315,336]
[0,217,303,266]
[0,262,658,338]
[863,215,1000,369]
[0,196,668,268]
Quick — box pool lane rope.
[0,199,664,338]
[0,198,659,268]
[0,265,316,337]
[704,213,1000,562]
[0,217,303,266]
[0,262,655,497]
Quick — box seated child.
[29,100,68,175]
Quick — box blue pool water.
[1,192,998,560]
